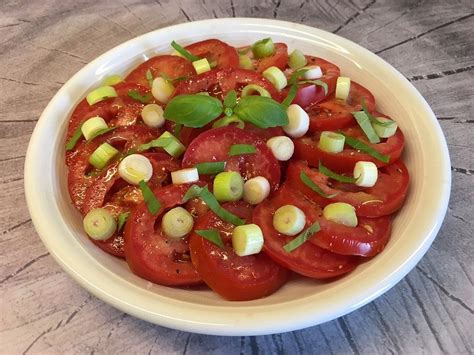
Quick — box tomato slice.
[294,125,405,172]
[286,160,409,217]
[182,126,281,191]
[123,183,203,286]
[253,186,359,278]
[306,81,376,132]
[67,126,160,210]
[255,43,289,72]
[66,82,151,143]
[188,201,289,300]
[124,55,195,87]
[304,56,341,96]
[186,39,239,69]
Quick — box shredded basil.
[138,180,161,215]
[318,161,357,183]
[229,144,256,156]
[300,171,338,198]
[283,221,321,252]
[195,229,225,248]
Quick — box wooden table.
[1,0,472,353]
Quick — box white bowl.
[25,18,451,336]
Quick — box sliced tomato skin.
[294,125,405,173]
[254,43,288,73]
[123,183,203,286]
[311,216,392,257]
[186,39,239,69]
[189,201,289,301]
[253,186,359,279]
[182,126,281,191]
[286,160,409,217]
[67,126,160,210]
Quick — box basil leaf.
[229,144,256,156]
[282,84,297,107]
[128,90,153,104]
[146,69,154,87]
[283,221,320,252]
[361,100,393,127]
[224,107,233,117]
[352,111,380,144]
[164,95,223,128]
[342,134,390,163]
[138,180,161,215]
[117,211,130,232]
[195,162,226,175]
[198,186,245,226]
[223,90,237,109]
[173,123,182,139]
[66,124,83,151]
[195,229,224,249]
[234,96,288,128]
[171,41,200,62]
[318,161,357,183]
[300,171,338,198]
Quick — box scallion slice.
[195,161,226,175]
[212,115,245,129]
[66,124,84,151]
[138,180,161,215]
[352,111,380,144]
[299,80,329,96]
[89,143,119,169]
[288,49,307,70]
[199,186,245,226]
[241,84,271,98]
[343,135,390,163]
[137,132,185,158]
[195,229,225,248]
[128,90,153,104]
[318,161,357,183]
[86,126,116,142]
[300,171,337,198]
[117,211,130,232]
[86,86,118,105]
[283,221,320,252]
[251,38,275,58]
[102,75,123,86]
[239,54,253,70]
[145,69,154,87]
[229,144,256,156]
[170,41,200,62]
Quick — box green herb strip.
[66,124,84,151]
[233,95,288,128]
[195,161,226,175]
[223,90,237,109]
[361,100,393,127]
[195,229,225,248]
[138,180,161,215]
[229,144,256,156]
[173,123,183,139]
[283,221,321,252]
[171,41,200,62]
[136,136,174,152]
[299,79,329,96]
[145,69,154,88]
[198,186,245,226]
[182,184,204,203]
[282,84,297,107]
[128,90,153,104]
[352,111,380,144]
[342,134,390,163]
[117,212,130,232]
[318,161,357,183]
[300,171,338,198]
[87,127,116,142]
[163,94,223,128]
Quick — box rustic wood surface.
[1,0,473,353]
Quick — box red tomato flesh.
[186,39,239,70]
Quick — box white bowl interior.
[25,18,450,335]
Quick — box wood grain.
[1,0,473,354]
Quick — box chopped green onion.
[342,135,390,163]
[89,143,119,169]
[195,229,224,248]
[182,184,204,203]
[192,58,211,74]
[137,132,185,158]
[282,84,297,107]
[300,171,337,198]
[170,40,200,62]
[117,211,130,232]
[352,111,380,144]
[195,161,226,175]
[66,124,84,151]
[198,186,245,225]
[373,117,398,138]
[318,131,345,153]
[86,86,118,105]
[128,90,153,104]
[251,38,275,59]
[83,208,117,241]
[319,161,357,183]
[239,54,253,70]
[212,115,245,129]
[241,84,271,98]
[145,70,154,87]
[138,180,161,215]
[81,116,108,141]
[288,49,307,70]
[213,171,244,202]
[102,75,123,86]
[229,144,256,156]
[283,221,320,252]
[289,68,309,84]
[223,90,238,109]
[323,202,357,227]
[262,66,287,91]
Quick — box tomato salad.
[65,38,409,301]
